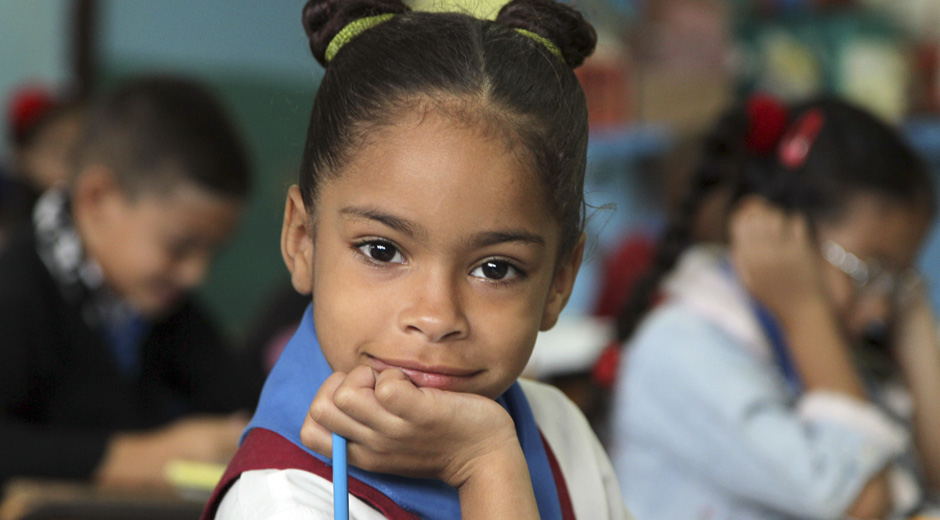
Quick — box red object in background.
[594,234,656,319]
[591,234,661,390]
[591,342,622,390]
[576,56,632,128]
[914,43,940,113]
[7,85,59,146]
[745,94,790,155]
[590,234,657,390]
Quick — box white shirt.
[610,245,919,520]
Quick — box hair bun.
[495,0,597,68]
[302,0,410,67]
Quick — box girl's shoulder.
[518,378,633,520]
[629,286,775,371]
[518,378,581,423]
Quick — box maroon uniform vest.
[202,427,576,520]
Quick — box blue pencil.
[333,433,349,520]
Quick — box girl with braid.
[608,95,940,520]
[203,1,632,519]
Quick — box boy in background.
[0,75,262,490]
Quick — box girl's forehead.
[371,95,531,156]
[820,193,932,265]
[340,104,541,188]
[317,109,560,243]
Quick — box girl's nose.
[398,275,469,343]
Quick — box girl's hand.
[300,365,521,489]
[730,198,890,515]
[892,275,933,356]
[890,284,940,490]
[729,196,828,320]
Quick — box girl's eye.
[357,241,405,264]
[471,259,521,282]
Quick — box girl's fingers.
[299,410,334,455]
[303,370,381,449]
[788,212,811,242]
[373,368,432,422]
[333,366,408,432]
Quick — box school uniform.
[204,305,631,520]
[0,189,261,486]
[609,245,928,520]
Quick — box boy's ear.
[71,164,124,221]
[539,233,586,331]
[281,185,314,295]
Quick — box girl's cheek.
[818,267,857,333]
[820,266,851,309]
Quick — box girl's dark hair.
[616,96,937,343]
[76,75,251,199]
[299,0,596,255]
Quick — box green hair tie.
[514,28,564,62]
[325,13,396,63]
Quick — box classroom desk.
[0,479,205,520]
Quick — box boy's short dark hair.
[76,75,251,199]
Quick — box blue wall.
[0,0,70,155]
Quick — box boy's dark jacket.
[0,226,262,486]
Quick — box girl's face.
[283,111,582,400]
[815,193,933,343]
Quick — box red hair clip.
[778,109,825,169]
[591,342,621,390]
[7,85,58,145]
[745,94,789,155]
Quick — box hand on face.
[300,364,519,488]
[729,197,829,319]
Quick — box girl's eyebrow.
[469,231,545,249]
[340,206,545,248]
[340,206,428,241]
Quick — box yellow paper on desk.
[164,459,226,491]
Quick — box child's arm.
[300,365,540,520]
[892,288,940,490]
[95,413,247,488]
[729,196,891,519]
[729,197,866,395]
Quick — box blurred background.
[4,0,940,347]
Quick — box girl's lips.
[368,356,480,390]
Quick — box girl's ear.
[281,185,315,295]
[539,233,586,331]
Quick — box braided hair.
[615,95,935,344]
[578,95,937,440]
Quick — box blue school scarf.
[245,304,564,520]
[720,260,802,393]
[753,304,803,393]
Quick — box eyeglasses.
[821,240,923,303]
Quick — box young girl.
[608,95,940,519]
[203,1,631,519]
